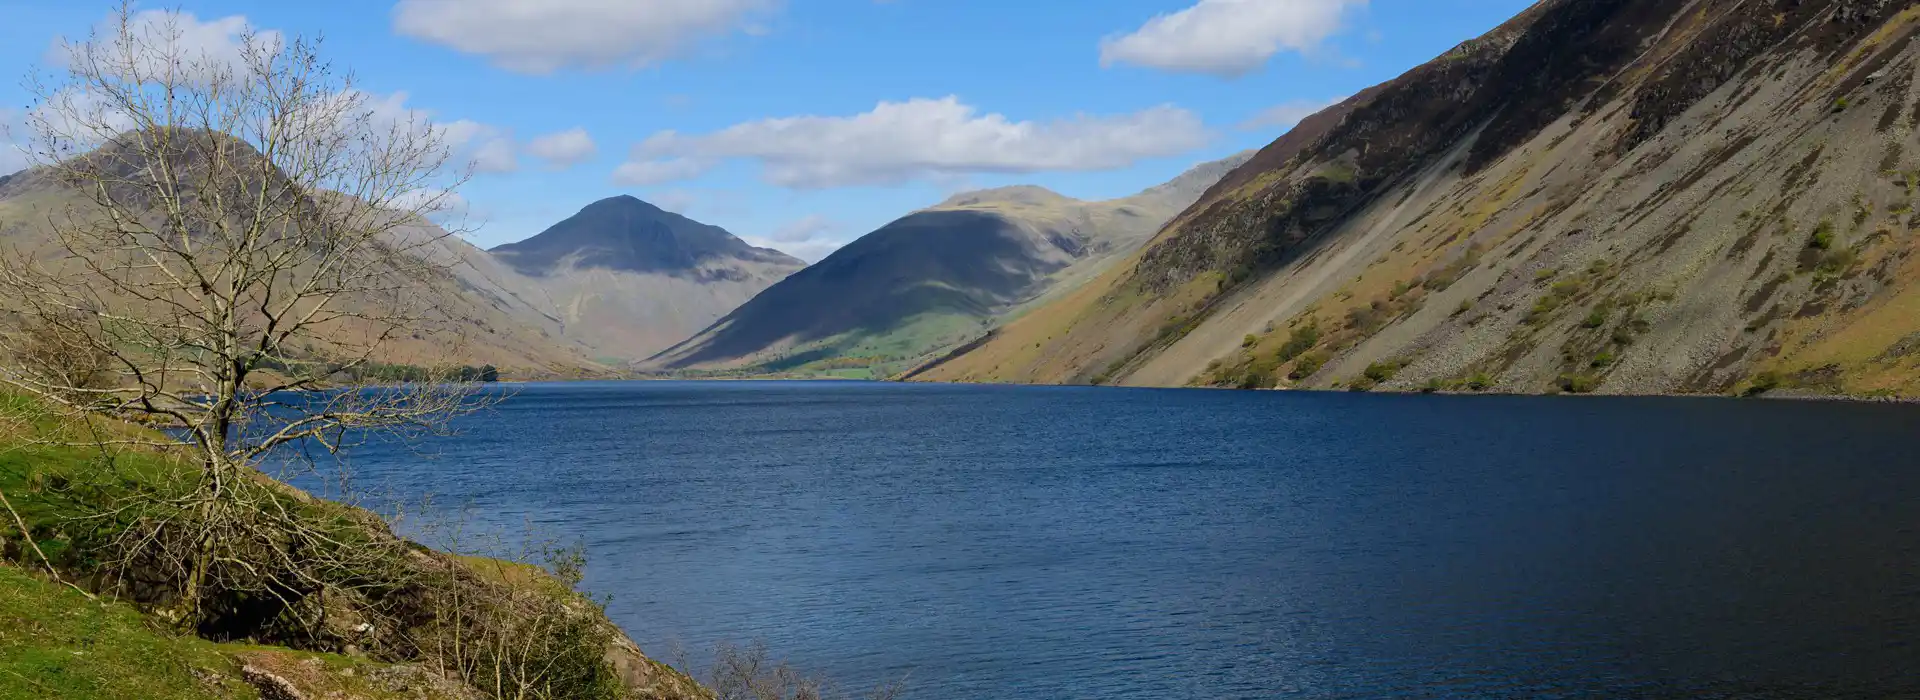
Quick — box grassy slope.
[0,563,485,700]
[0,563,257,699]
[0,395,704,700]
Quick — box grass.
[0,563,482,700]
[1,393,690,700]
[2,564,271,699]
[0,564,256,700]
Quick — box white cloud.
[0,110,27,176]
[624,96,1210,189]
[749,214,843,261]
[392,0,777,74]
[746,235,842,263]
[1101,0,1365,77]
[768,214,835,243]
[1238,97,1346,132]
[469,136,520,174]
[49,10,284,85]
[526,128,596,169]
[648,189,700,215]
[612,157,714,186]
[27,88,139,150]
[390,187,469,219]
[351,92,519,175]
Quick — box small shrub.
[1239,356,1281,390]
[1534,267,1559,283]
[1348,377,1378,392]
[706,641,904,700]
[1454,299,1474,316]
[1591,350,1616,368]
[1363,361,1402,383]
[1275,322,1322,363]
[1581,307,1609,329]
[1289,351,1329,380]
[1345,304,1390,334]
[1558,373,1601,394]
[1242,334,1259,349]
[1745,370,1782,397]
[1465,373,1493,391]
[1809,221,1836,250]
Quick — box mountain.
[643,152,1253,374]
[913,0,1920,398]
[0,154,599,376]
[489,195,806,360]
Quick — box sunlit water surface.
[326,381,1920,699]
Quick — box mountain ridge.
[484,195,807,360]
[489,194,802,280]
[915,0,1920,398]
[644,151,1255,374]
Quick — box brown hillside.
[917,0,1920,398]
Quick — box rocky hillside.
[645,152,1252,374]
[490,195,806,360]
[916,0,1920,399]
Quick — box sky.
[0,0,1536,261]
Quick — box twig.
[0,485,95,600]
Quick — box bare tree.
[0,3,491,625]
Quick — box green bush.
[1289,351,1329,380]
[1275,322,1322,363]
[1591,351,1616,368]
[1465,373,1493,392]
[1745,370,1782,397]
[1581,307,1610,329]
[1558,374,1601,394]
[1363,361,1401,383]
[1809,221,1836,250]
[1238,356,1281,390]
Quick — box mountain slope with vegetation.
[0,166,602,379]
[489,196,806,361]
[917,0,1920,399]
[645,153,1251,376]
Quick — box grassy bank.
[0,394,706,700]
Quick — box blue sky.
[0,0,1534,260]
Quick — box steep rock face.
[489,196,805,360]
[918,0,1920,398]
[645,152,1253,373]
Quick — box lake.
[331,381,1920,699]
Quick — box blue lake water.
[332,381,1920,698]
